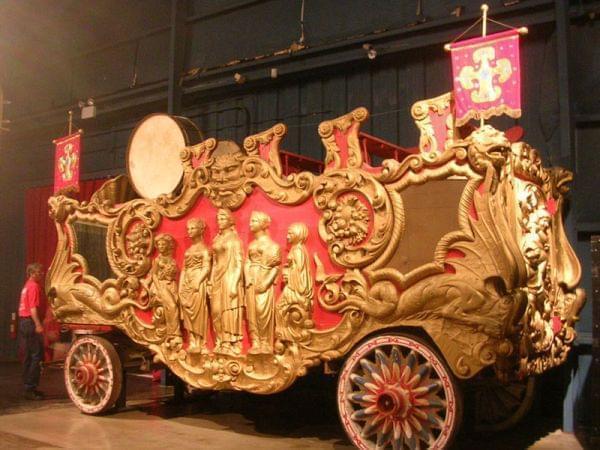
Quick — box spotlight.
[234,73,246,84]
[80,98,96,119]
[362,43,377,60]
[270,68,278,79]
[451,6,464,17]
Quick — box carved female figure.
[276,223,313,343]
[179,218,211,354]
[151,233,181,339]
[210,209,244,355]
[245,211,281,354]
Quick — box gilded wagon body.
[46,93,584,448]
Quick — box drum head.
[126,114,202,199]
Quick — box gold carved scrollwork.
[410,92,455,160]
[161,132,316,213]
[243,123,287,176]
[107,200,161,277]
[511,142,544,185]
[318,107,368,170]
[512,157,585,375]
[314,170,400,269]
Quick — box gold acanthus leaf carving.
[314,169,398,268]
[46,221,166,346]
[312,173,528,378]
[243,123,287,176]
[513,166,585,376]
[318,107,368,170]
[107,200,162,277]
[241,157,316,206]
[410,91,455,158]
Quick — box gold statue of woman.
[210,209,244,355]
[179,218,211,354]
[276,223,314,343]
[245,211,281,354]
[150,233,181,339]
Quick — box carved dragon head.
[546,166,574,198]
[466,125,511,174]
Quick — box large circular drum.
[126,114,203,199]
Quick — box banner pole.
[68,110,73,135]
[480,4,489,128]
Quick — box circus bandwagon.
[46,14,584,450]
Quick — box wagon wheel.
[64,335,123,414]
[470,374,535,433]
[338,334,462,450]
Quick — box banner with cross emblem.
[53,132,81,194]
[449,29,521,127]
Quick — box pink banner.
[450,30,521,126]
[53,132,81,194]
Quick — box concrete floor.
[0,362,584,449]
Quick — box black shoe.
[24,389,44,400]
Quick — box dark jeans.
[18,318,43,391]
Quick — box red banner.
[53,132,81,194]
[450,30,521,126]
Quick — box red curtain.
[24,179,107,360]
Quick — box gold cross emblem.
[58,143,78,181]
[457,46,512,103]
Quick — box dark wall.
[0,1,597,369]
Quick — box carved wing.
[450,184,527,292]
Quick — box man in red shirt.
[18,262,45,400]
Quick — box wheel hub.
[376,386,410,418]
[74,363,99,388]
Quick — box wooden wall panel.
[299,78,323,158]
[371,64,399,144]
[277,84,300,153]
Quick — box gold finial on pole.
[479,4,489,128]
[68,110,73,135]
[481,4,489,37]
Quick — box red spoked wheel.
[338,334,462,449]
[64,335,123,414]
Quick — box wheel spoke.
[376,429,392,449]
[360,358,384,384]
[361,419,380,438]
[375,349,392,381]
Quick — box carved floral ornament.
[46,94,584,394]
